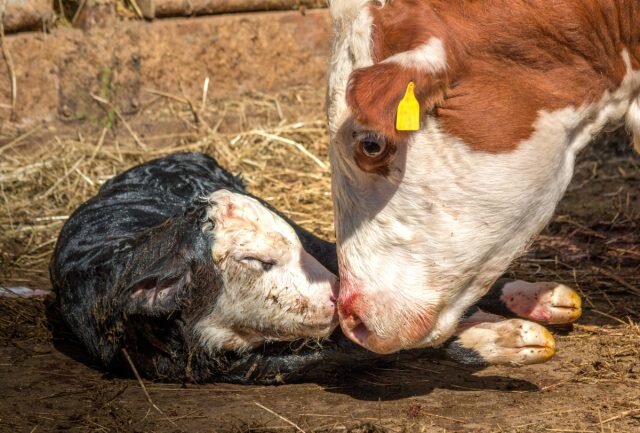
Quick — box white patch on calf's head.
[194,190,338,353]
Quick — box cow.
[326,0,640,353]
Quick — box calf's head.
[326,0,632,353]
[129,190,338,353]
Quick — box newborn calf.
[50,153,577,384]
[51,152,344,382]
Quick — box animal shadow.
[317,350,539,401]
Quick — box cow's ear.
[346,61,448,141]
[125,257,191,316]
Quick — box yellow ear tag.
[396,82,420,131]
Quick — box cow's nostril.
[341,313,370,346]
[351,320,369,344]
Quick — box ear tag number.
[396,82,420,131]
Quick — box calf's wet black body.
[50,152,380,384]
[51,152,528,384]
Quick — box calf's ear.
[125,258,191,316]
[122,213,210,316]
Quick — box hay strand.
[254,402,306,433]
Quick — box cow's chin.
[337,263,497,353]
[416,284,493,348]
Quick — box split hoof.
[448,318,556,366]
[500,281,582,325]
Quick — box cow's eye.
[240,256,276,272]
[353,131,396,176]
[359,136,386,158]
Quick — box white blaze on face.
[194,190,338,353]
[334,92,640,352]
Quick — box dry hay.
[568,322,640,384]
[0,89,333,288]
[1,90,639,306]
[2,88,639,315]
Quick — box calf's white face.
[194,190,339,352]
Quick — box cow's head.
[327,0,636,353]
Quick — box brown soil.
[1,10,640,433]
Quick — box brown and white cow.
[327,0,640,353]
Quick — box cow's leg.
[475,279,582,325]
[445,309,556,366]
[442,277,579,366]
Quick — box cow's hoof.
[500,281,582,325]
[448,319,556,366]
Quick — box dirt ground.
[1,10,640,433]
[1,93,639,433]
